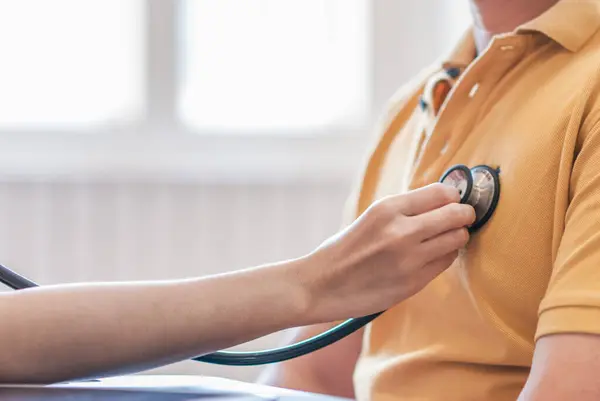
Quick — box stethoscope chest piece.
[439,164,500,233]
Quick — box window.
[0,0,368,133]
[0,0,143,128]
[0,1,471,183]
[179,0,369,132]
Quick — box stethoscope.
[0,163,500,366]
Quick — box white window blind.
[178,0,369,132]
[0,0,143,128]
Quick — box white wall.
[371,0,471,113]
[0,0,471,384]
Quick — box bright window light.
[0,0,143,128]
[178,0,370,132]
[443,0,472,46]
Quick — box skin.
[261,2,600,401]
[469,0,561,53]
[0,183,475,384]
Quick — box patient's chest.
[372,72,577,356]
[446,102,566,341]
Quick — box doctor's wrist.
[282,253,343,326]
[270,255,331,327]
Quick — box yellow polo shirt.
[349,1,600,400]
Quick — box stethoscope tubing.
[194,313,382,365]
[0,264,37,290]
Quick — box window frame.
[0,1,467,184]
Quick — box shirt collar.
[441,28,477,71]
[441,0,600,70]
[516,0,600,52]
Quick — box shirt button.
[469,83,480,98]
[440,141,450,154]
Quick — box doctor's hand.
[299,183,475,324]
[0,183,471,385]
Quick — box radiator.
[0,181,350,382]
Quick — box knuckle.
[467,206,477,224]
[450,203,472,223]
[403,223,421,241]
[383,223,401,244]
[396,193,416,215]
[433,183,459,203]
[428,183,445,199]
[372,197,396,221]
[386,221,415,246]
[447,203,464,220]
[453,228,470,246]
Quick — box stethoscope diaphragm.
[439,164,500,233]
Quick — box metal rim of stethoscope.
[0,164,500,366]
[439,164,501,233]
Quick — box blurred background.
[0,0,470,383]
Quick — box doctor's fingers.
[416,251,460,285]
[417,227,469,265]
[409,202,475,241]
[393,183,461,216]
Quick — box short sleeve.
[536,120,600,339]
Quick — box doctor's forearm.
[0,260,311,384]
[0,184,471,385]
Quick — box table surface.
[0,375,350,401]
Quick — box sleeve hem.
[539,292,600,313]
[536,305,600,341]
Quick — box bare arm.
[258,324,363,398]
[0,262,311,384]
[518,334,600,400]
[0,184,473,386]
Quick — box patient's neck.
[469,0,559,53]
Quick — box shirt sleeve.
[536,119,600,339]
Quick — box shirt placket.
[410,67,462,180]
[409,35,529,190]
